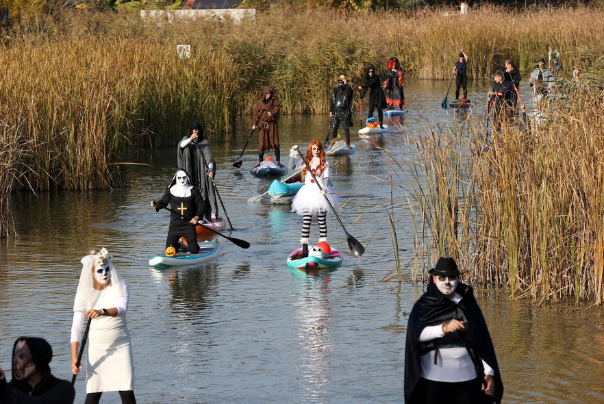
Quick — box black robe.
[404,280,503,404]
[330,84,353,129]
[359,73,387,110]
[177,136,216,219]
[156,187,206,236]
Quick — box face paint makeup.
[176,170,188,186]
[94,260,111,284]
[13,340,35,381]
[435,275,458,296]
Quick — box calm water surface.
[1,80,603,403]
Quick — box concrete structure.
[140,8,255,23]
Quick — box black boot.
[379,122,384,129]
[302,243,308,258]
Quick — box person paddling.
[488,71,514,131]
[504,59,522,111]
[358,66,387,129]
[288,141,339,258]
[453,50,468,102]
[252,86,282,167]
[150,169,206,254]
[330,76,354,148]
[383,57,405,109]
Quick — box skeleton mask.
[94,260,111,284]
[435,275,458,296]
[13,340,35,381]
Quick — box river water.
[1,80,602,403]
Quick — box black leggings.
[84,391,136,404]
[331,127,351,146]
[259,146,280,163]
[455,73,468,100]
[367,102,384,125]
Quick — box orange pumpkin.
[165,246,176,257]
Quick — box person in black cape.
[177,122,217,222]
[330,75,354,148]
[404,257,503,404]
[150,169,206,254]
[358,66,387,129]
[0,337,75,403]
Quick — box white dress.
[291,159,339,215]
[87,285,134,393]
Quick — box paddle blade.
[346,233,365,257]
[441,97,448,109]
[229,237,251,249]
[233,158,243,168]
[247,194,265,203]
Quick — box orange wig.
[302,140,327,179]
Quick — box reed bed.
[398,78,604,303]
[1,5,604,234]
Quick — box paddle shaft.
[295,149,363,255]
[71,317,92,385]
[198,147,234,231]
[232,128,256,167]
[457,328,488,388]
[359,99,363,128]
[441,72,456,107]
[158,206,250,249]
[247,169,302,202]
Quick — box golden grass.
[398,79,604,303]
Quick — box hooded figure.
[383,57,405,108]
[151,169,206,254]
[358,66,387,128]
[70,249,136,404]
[252,86,281,164]
[177,122,217,221]
[330,75,353,147]
[405,258,503,404]
[0,337,75,403]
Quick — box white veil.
[73,249,129,313]
[170,169,193,198]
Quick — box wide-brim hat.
[428,257,466,276]
[338,75,347,82]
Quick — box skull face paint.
[176,170,188,186]
[13,340,36,381]
[435,275,458,296]
[94,260,111,284]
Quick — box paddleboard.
[326,143,357,156]
[195,218,226,240]
[149,241,220,267]
[286,248,343,270]
[268,180,303,204]
[449,100,473,109]
[359,124,389,135]
[250,162,288,177]
[384,109,407,117]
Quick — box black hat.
[12,337,53,375]
[428,257,464,276]
[537,58,545,64]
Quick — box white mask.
[435,275,458,296]
[94,260,111,284]
[176,170,188,186]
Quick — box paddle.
[247,169,302,203]
[232,128,255,168]
[157,205,250,249]
[359,98,363,129]
[197,145,235,231]
[71,317,92,385]
[441,72,456,109]
[295,148,365,257]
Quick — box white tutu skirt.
[291,184,339,215]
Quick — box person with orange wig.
[288,141,339,257]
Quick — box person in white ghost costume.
[71,248,136,404]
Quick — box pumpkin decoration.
[165,246,176,257]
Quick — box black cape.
[359,68,387,110]
[404,280,503,404]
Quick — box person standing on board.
[71,248,137,404]
[177,122,217,222]
[0,337,75,403]
[151,169,206,254]
[404,257,504,404]
[252,86,282,166]
[330,75,354,148]
[358,66,387,129]
[383,57,405,109]
[529,59,554,97]
[548,46,561,74]
[488,71,513,131]
[504,59,522,110]
[289,141,339,258]
[454,50,468,102]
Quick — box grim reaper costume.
[405,259,503,404]
[71,249,136,403]
[253,86,281,164]
[153,170,206,254]
[177,122,217,221]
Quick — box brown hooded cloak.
[253,86,280,154]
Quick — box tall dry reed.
[398,76,604,303]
